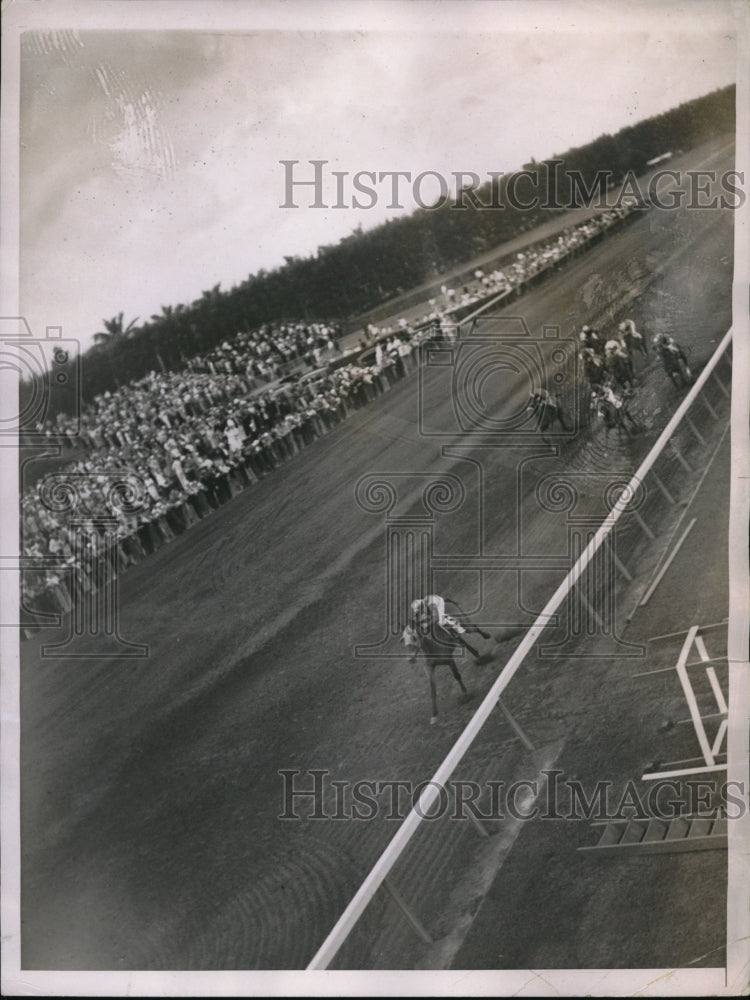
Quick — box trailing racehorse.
[618,319,648,362]
[604,339,635,390]
[526,388,572,444]
[580,346,607,390]
[653,332,693,389]
[591,382,641,440]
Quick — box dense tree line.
[21,84,735,418]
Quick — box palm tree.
[190,283,224,353]
[92,312,140,346]
[149,304,190,370]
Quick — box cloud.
[17,20,737,350]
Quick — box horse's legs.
[454,632,479,658]
[539,410,554,446]
[423,662,439,724]
[447,657,468,695]
[465,622,491,641]
[624,409,640,433]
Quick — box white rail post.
[685,414,707,446]
[711,370,730,398]
[383,877,433,945]
[630,508,655,540]
[699,391,719,420]
[648,468,676,505]
[675,626,716,767]
[669,440,693,473]
[607,537,633,581]
[498,698,537,751]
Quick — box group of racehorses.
[527,319,694,443]
[579,319,692,438]
[404,322,695,722]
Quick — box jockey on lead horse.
[400,594,491,724]
[401,594,490,661]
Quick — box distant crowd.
[365,204,636,335]
[21,203,643,627]
[21,324,438,623]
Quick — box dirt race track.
[20,134,736,971]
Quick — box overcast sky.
[12,1,739,352]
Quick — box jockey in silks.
[604,338,635,389]
[527,386,573,433]
[579,324,605,357]
[652,332,693,385]
[618,319,648,361]
[580,345,606,389]
[592,379,639,436]
[401,594,488,662]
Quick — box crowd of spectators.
[184,320,340,381]
[20,203,641,627]
[20,324,437,625]
[365,205,638,336]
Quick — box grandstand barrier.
[391,209,642,331]
[349,202,644,335]
[306,326,733,970]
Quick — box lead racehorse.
[401,595,490,724]
[408,621,474,725]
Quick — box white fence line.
[307,326,733,970]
